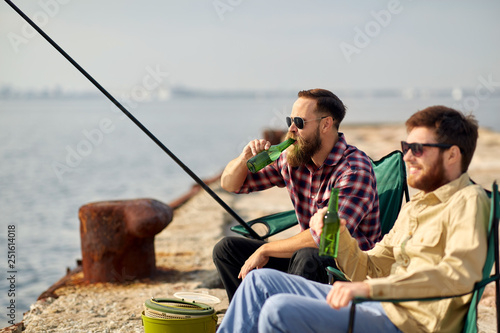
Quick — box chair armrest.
[230,210,298,239]
[326,266,350,284]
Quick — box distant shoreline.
[2,87,500,101]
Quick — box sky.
[1,0,499,94]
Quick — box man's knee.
[292,247,318,262]
[259,294,293,331]
[289,248,321,274]
[213,237,231,261]
[234,269,283,302]
[247,268,285,286]
[213,236,246,262]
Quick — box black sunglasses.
[286,116,327,129]
[401,141,453,157]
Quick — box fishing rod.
[5,0,262,240]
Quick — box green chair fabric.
[346,181,500,333]
[371,150,409,235]
[231,150,409,240]
[230,209,297,240]
[326,151,408,284]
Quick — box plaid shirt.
[237,133,380,250]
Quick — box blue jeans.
[217,269,402,333]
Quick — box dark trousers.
[212,236,338,301]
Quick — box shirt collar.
[323,132,347,167]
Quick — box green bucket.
[142,298,217,333]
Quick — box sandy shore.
[2,124,499,333]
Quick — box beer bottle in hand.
[246,138,295,173]
[319,188,340,258]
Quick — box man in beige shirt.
[217,105,490,333]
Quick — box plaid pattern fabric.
[237,133,380,250]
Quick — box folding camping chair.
[345,181,500,333]
[230,150,409,241]
[326,150,409,283]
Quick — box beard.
[407,152,448,193]
[285,128,322,168]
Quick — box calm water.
[0,95,498,327]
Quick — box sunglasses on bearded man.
[286,116,328,130]
[401,141,453,157]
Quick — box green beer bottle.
[246,138,295,173]
[319,188,340,258]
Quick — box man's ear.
[322,116,334,133]
[447,145,462,166]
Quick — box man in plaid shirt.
[213,89,380,301]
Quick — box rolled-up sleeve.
[235,162,286,194]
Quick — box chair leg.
[495,258,500,333]
[496,278,500,333]
[348,302,356,333]
[493,203,499,333]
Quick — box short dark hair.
[405,105,479,172]
[298,89,346,129]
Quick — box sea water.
[0,95,499,327]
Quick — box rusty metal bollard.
[263,129,287,145]
[79,198,173,283]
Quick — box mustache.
[286,132,301,143]
[285,133,303,151]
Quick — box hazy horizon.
[1,1,499,94]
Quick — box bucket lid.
[144,298,214,317]
[174,292,221,305]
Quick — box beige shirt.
[336,173,490,333]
